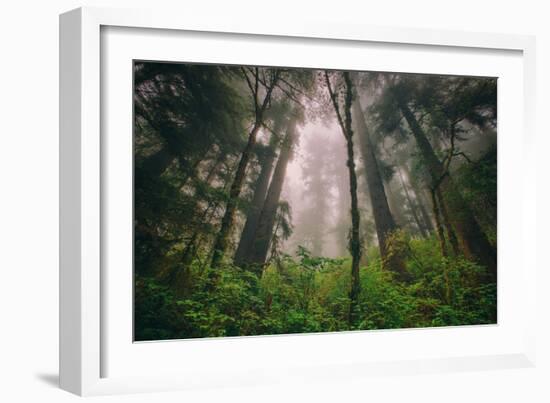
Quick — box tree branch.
[324,71,347,136]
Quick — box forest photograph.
[133,61,497,341]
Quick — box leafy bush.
[135,238,496,340]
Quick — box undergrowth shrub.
[135,237,496,340]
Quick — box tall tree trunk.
[396,166,428,238]
[436,188,460,256]
[430,189,448,258]
[234,140,279,266]
[306,156,328,257]
[384,179,407,228]
[344,123,362,326]
[325,71,362,326]
[210,70,280,268]
[430,189,452,303]
[352,96,408,279]
[402,165,435,235]
[380,145,408,230]
[311,234,323,257]
[334,169,351,257]
[415,189,435,235]
[210,122,262,267]
[247,118,298,266]
[397,99,496,280]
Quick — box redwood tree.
[325,71,362,325]
[396,94,496,279]
[351,93,408,280]
[211,68,280,268]
[247,115,299,266]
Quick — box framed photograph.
[60,6,537,396]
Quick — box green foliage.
[135,238,496,340]
[453,146,497,245]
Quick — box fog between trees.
[134,63,497,340]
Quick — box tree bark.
[395,166,425,237]
[402,165,435,235]
[436,188,460,256]
[430,189,448,258]
[247,118,298,266]
[430,190,452,303]
[210,122,262,267]
[352,96,408,280]
[210,70,280,268]
[345,123,362,326]
[334,166,351,257]
[397,98,496,280]
[325,71,362,326]
[384,179,407,228]
[415,189,435,235]
[234,139,279,265]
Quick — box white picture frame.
[60,6,537,396]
